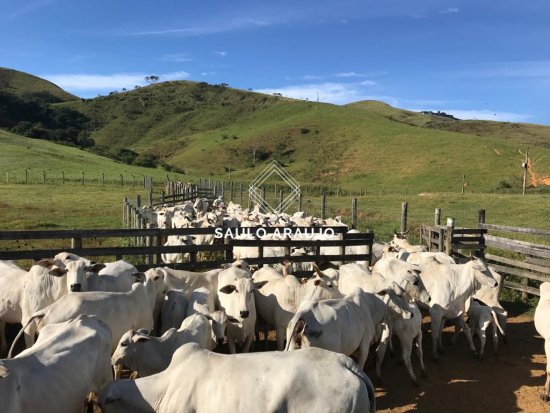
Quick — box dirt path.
[369,315,550,413]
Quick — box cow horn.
[312,263,323,277]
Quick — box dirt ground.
[368,315,549,413]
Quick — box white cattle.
[418,256,498,360]
[1,315,112,413]
[111,313,215,379]
[473,266,508,338]
[160,290,187,334]
[535,282,550,402]
[20,259,70,348]
[0,261,27,356]
[54,251,93,266]
[161,235,194,264]
[100,343,376,413]
[254,272,342,350]
[11,275,166,354]
[286,286,412,369]
[65,261,142,293]
[148,267,221,303]
[217,266,257,353]
[464,297,506,358]
[186,286,215,318]
[390,233,426,253]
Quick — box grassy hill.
[0,69,548,194]
[0,67,77,102]
[56,80,550,193]
[0,129,184,184]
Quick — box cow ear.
[219,285,237,294]
[35,258,57,269]
[131,272,146,283]
[227,315,240,324]
[313,279,321,286]
[254,281,268,290]
[376,288,389,296]
[86,263,106,273]
[49,267,68,277]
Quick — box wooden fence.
[479,211,550,297]
[0,226,373,272]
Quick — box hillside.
[0,67,77,102]
[0,129,184,184]
[348,100,550,149]
[2,69,549,193]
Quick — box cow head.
[111,329,153,379]
[64,260,106,293]
[469,257,498,289]
[204,309,228,345]
[219,278,256,323]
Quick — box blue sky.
[2,0,550,124]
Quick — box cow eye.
[121,342,128,347]
[413,280,419,286]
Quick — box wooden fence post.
[445,218,455,255]
[120,174,124,187]
[81,171,84,186]
[240,182,243,206]
[321,193,326,219]
[351,197,357,229]
[461,174,465,195]
[299,193,303,212]
[279,190,283,213]
[25,169,28,184]
[400,202,408,234]
[101,173,105,186]
[123,197,128,226]
[478,209,486,226]
[43,170,46,185]
[435,208,441,226]
[71,237,82,250]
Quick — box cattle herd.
[0,197,548,413]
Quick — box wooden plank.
[485,235,550,258]
[480,223,550,237]
[451,243,485,250]
[525,257,550,268]
[229,239,370,247]
[485,253,550,275]
[504,280,540,296]
[452,228,487,235]
[452,236,485,243]
[490,263,550,283]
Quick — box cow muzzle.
[240,311,249,318]
[70,283,82,292]
[217,338,224,345]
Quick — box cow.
[254,270,342,350]
[391,231,426,253]
[160,290,187,334]
[286,286,412,370]
[161,235,194,264]
[0,261,27,356]
[418,256,498,361]
[111,313,216,379]
[473,266,508,340]
[463,297,506,358]
[1,315,112,413]
[217,266,260,353]
[535,282,550,402]
[10,275,166,355]
[99,343,376,413]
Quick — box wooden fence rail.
[479,212,550,298]
[0,227,373,271]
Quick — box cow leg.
[276,327,286,351]
[24,322,37,349]
[458,316,477,356]
[241,334,254,353]
[401,338,418,386]
[543,340,550,402]
[451,318,461,345]
[0,321,6,357]
[430,311,443,361]
[228,338,236,354]
[357,336,371,372]
[375,325,392,381]
[477,325,487,359]
[492,322,499,354]
[415,332,427,378]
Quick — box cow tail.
[491,310,506,336]
[7,312,45,358]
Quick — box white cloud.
[462,61,550,78]
[335,72,367,78]
[360,80,377,86]
[410,108,532,123]
[214,51,228,57]
[201,72,215,76]
[439,8,459,14]
[5,0,53,19]
[160,53,192,63]
[40,71,190,92]
[127,17,281,37]
[256,81,387,105]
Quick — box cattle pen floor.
[369,315,548,413]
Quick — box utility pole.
[522,147,529,196]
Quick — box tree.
[145,75,160,84]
